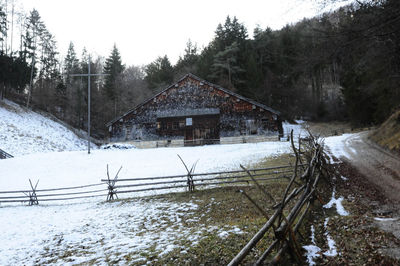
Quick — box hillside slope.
[369,110,400,154]
[0,99,88,156]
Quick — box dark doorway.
[184,128,193,145]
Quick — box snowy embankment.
[0,99,88,156]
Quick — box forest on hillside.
[0,0,399,138]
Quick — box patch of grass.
[52,152,312,265]
[0,100,22,113]
[119,152,308,264]
[306,121,372,137]
[370,109,400,153]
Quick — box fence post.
[23,179,39,205]
[177,154,198,192]
[106,165,122,201]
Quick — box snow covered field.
[0,100,355,264]
[0,140,294,265]
[0,141,292,192]
[0,99,87,156]
[0,134,354,265]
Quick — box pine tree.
[174,39,199,76]
[64,42,79,85]
[210,41,244,90]
[103,44,125,116]
[145,55,173,91]
[0,5,7,54]
[104,44,124,100]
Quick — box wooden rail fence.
[228,130,329,265]
[0,182,107,204]
[0,162,302,205]
[100,164,299,201]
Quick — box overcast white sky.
[17,0,347,66]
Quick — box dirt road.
[340,131,400,203]
[336,131,400,261]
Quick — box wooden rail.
[0,165,299,205]
[0,148,13,159]
[0,182,107,204]
[102,164,299,202]
[228,130,330,265]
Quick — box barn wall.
[110,76,281,142]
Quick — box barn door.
[184,128,193,146]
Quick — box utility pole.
[69,55,108,154]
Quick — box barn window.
[167,122,172,129]
[156,122,161,129]
[241,119,257,135]
[186,117,193,126]
[179,121,185,128]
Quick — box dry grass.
[369,110,400,153]
[306,121,373,137]
[118,153,303,265]
[0,100,22,114]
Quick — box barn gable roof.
[106,73,280,127]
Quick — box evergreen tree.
[64,42,80,84]
[103,44,124,101]
[210,41,244,91]
[145,55,173,91]
[0,5,7,54]
[174,39,199,77]
[209,16,249,93]
[103,44,125,117]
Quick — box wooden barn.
[106,74,282,145]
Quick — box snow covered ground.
[0,99,88,156]
[0,141,292,192]
[0,139,293,265]
[0,102,356,264]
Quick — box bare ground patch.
[306,160,400,265]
